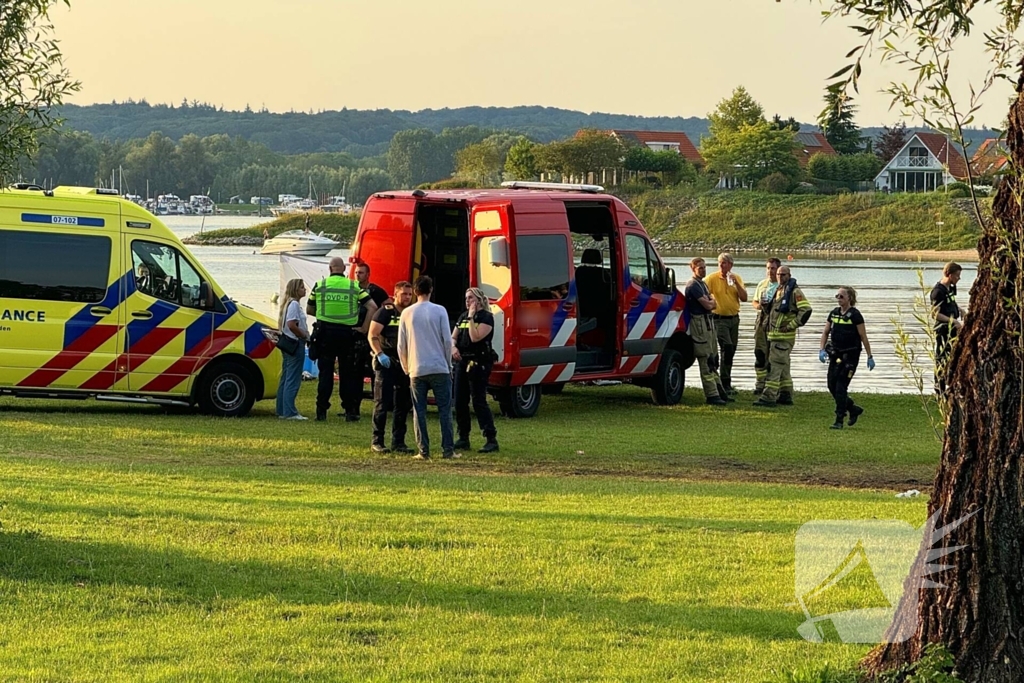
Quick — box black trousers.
[935,330,957,394]
[454,359,497,441]
[372,362,411,447]
[827,349,860,419]
[315,324,362,416]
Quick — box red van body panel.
[350,189,692,407]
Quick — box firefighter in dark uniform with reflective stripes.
[819,286,874,429]
[753,265,812,407]
[367,281,414,453]
[684,257,730,406]
[306,257,377,422]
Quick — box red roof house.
[606,129,705,167]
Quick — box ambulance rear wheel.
[197,361,257,417]
[498,385,541,419]
[651,349,684,405]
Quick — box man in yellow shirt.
[704,253,747,394]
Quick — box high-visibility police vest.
[312,275,364,326]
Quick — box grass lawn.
[0,385,939,681]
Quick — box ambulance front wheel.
[651,348,685,405]
[196,361,257,417]
[497,384,541,419]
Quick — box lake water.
[165,216,978,395]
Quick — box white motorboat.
[260,229,340,256]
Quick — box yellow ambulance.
[0,185,280,416]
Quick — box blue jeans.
[411,373,454,456]
[276,344,305,417]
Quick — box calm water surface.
[167,217,978,395]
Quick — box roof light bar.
[500,181,605,193]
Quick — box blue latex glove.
[819,350,828,364]
[377,353,391,368]
[867,356,875,371]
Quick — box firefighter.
[307,257,377,422]
[367,281,414,453]
[685,257,730,406]
[452,287,499,453]
[753,265,812,407]
[751,257,781,395]
[819,286,874,429]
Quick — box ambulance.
[0,185,280,416]
[349,181,695,418]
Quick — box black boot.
[453,437,471,450]
[478,439,499,454]
[716,384,736,402]
[848,405,864,426]
[777,391,794,406]
[830,420,844,430]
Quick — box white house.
[874,132,970,192]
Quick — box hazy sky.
[53,0,1013,127]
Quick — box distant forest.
[54,100,995,158]
[53,101,714,157]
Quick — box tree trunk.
[862,64,1024,681]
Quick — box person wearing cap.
[704,252,747,394]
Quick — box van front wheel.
[497,385,541,419]
[197,361,257,417]
[650,349,684,405]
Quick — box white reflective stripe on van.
[550,317,576,347]
[526,364,553,385]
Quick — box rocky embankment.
[183,233,350,247]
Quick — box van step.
[95,394,191,408]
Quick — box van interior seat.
[575,248,613,342]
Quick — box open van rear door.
[468,203,514,368]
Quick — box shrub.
[791,182,818,195]
[945,181,971,193]
[758,172,793,194]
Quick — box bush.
[758,172,793,194]
[791,182,818,195]
[417,178,483,190]
[945,181,971,193]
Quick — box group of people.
[685,254,965,429]
[274,257,499,459]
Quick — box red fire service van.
[350,182,695,418]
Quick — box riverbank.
[182,212,359,246]
[627,188,986,253]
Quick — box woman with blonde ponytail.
[276,278,310,419]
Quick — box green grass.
[0,385,938,681]
[624,187,985,251]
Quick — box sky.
[52,0,1013,128]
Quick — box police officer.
[367,281,414,453]
[753,265,812,407]
[751,257,781,395]
[353,261,390,401]
[685,257,729,406]
[307,257,377,422]
[819,286,874,429]
[452,287,500,453]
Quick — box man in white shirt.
[398,276,456,459]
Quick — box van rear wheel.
[497,385,541,419]
[650,349,684,406]
[197,361,257,417]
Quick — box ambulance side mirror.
[666,267,677,292]
[489,237,510,268]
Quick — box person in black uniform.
[353,261,391,406]
[819,286,874,429]
[930,261,963,394]
[367,281,414,453]
[452,287,499,453]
